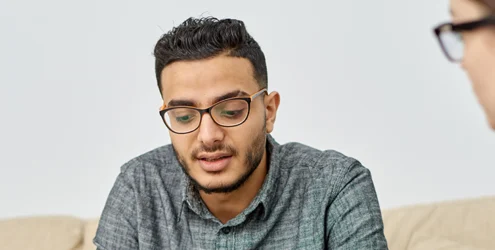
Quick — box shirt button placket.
[216,227,231,250]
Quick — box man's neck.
[199,150,268,224]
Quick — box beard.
[173,123,266,194]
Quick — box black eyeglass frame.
[433,15,495,62]
[159,88,268,134]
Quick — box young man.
[94,17,388,249]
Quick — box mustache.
[190,143,238,160]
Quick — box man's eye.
[221,110,243,117]
[176,115,194,123]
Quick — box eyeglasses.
[159,88,267,134]
[433,15,495,62]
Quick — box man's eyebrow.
[212,90,249,104]
[167,99,198,107]
[167,90,249,108]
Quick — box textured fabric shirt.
[94,135,388,249]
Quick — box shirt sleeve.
[326,160,389,250]
[93,160,140,250]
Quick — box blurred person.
[93,17,388,249]
[433,0,495,129]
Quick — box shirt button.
[221,227,231,234]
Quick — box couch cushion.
[407,235,493,250]
[81,219,99,250]
[382,196,495,250]
[0,216,84,250]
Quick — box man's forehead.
[162,77,257,101]
[160,56,256,86]
[160,57,259,106]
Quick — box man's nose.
[197,113,225,146]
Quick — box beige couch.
[1,196,494,250]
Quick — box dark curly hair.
[153,17,268,94]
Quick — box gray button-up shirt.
[94,135,388,249]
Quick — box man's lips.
[196,152,233,172]
[196,152,232,161]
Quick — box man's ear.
[264,91,280,133]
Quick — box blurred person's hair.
[153,17,268,94]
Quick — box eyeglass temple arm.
[452,16,495,31]
[159,103,167,111]
[250,88,268,100]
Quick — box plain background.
[1,0,494,219]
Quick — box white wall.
[1,0,494,219]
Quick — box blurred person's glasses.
[159,88,267,134]
[433,15,495,62]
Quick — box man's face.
[160,55,276,193]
